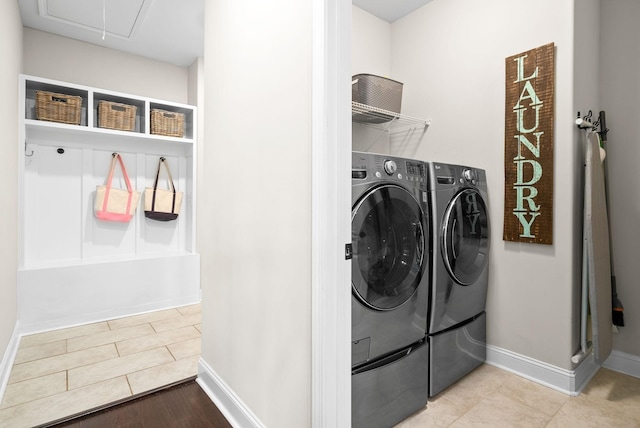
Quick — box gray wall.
[354,0,640,372]
[0,0,22,373]
[199,0,313,427]
[353,0,603,371]
[392,0,579,370]
[23,28,189,104]
[600,0,640,359]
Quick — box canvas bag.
[95,153,140,222]
[144,157,183,221]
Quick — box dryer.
[351,151,430,428]
[427,162,490,397]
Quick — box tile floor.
[0,304,201,428]
[2,306,639,428]
[396,363,640,427]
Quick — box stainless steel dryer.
[427,162,490,397]
[351,151,430,428]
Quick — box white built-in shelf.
[24,75,195,140]
[17,75,200,331]
[25,119,194,157]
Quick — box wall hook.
[25,142,34,157]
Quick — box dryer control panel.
[430,163,487,191]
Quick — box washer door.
[442,188,489,286]
[352,184,426,310]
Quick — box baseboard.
[486,344,599,396]
[19,295,201,336]
[0,321,21,405]
[603,350,640,378]
[197,358,265,428]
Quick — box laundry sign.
[503,43,555,245]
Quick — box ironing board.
[584,131,613,364]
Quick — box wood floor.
[43,380,232,428]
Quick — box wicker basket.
[98,101,137,131]
[36,91,82,125]
[151,109,185,138]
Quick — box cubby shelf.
[17,74,200,333]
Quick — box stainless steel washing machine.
[351,151,430,428]
[427,162,490,397]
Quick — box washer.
[351,151,430,428]
[427,162,490,397]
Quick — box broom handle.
[599,111,616,278]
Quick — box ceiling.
[18,0,204,67]
[18,0,432,68]
[353,0,433,23]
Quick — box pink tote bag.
[95,153,140,222]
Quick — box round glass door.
[442,188,489,286]
[352,184,426,310]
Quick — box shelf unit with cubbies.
[18,74,200,333]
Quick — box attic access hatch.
[37,0,152,39]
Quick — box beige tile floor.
[0,304,201,428]
[396,363,640,427]
[2,307,639,428]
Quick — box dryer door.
[352,184,426,311]
[442,188,489,286]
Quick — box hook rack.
[576,110,610,139]
[576,110,597,130]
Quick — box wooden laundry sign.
[503,43,555,245]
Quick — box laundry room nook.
[350,0,640,427]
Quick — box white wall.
[200,0,312,427]
[23,28,189,104]
[391,0,579,369]
[0,0,22,373]
[600,0,640,359]
[352,6,391,77]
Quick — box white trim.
[486,345,599,396]
[603,350,640,378]
[19,296,200,336]
[197,358,265,428]
[311,0,351,427]
[0,322,21,404]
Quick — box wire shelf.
[351,101,431,126]
[352,102,431,157]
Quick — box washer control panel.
[352,153,426,184]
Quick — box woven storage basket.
[98,101,137,131]
[151,109,185,138]
[36,91,82,125]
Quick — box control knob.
[383,160,397,175]
[462,168,475,183]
